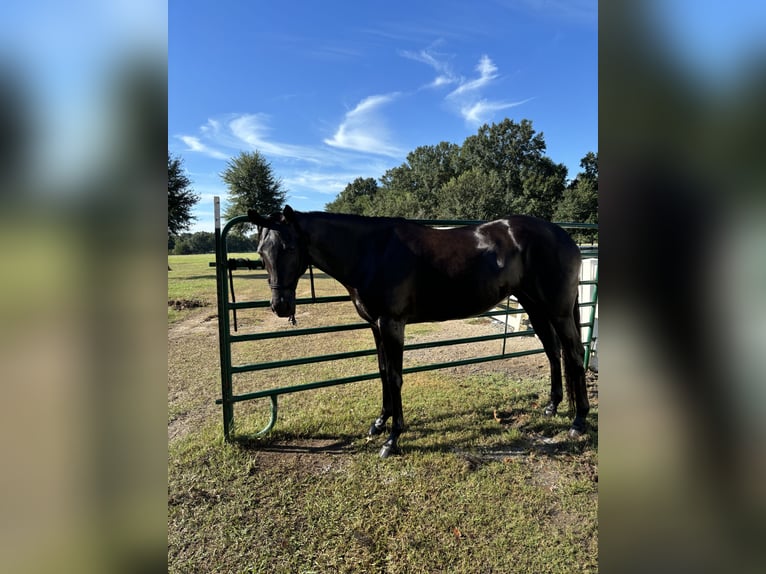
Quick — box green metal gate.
[213,198,598,441]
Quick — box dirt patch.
[168,297,210,310]
[168,308,221,443]
[404,317,550,381]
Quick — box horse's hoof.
[379,442,400,458]
[543,403,558,417]
[368,423,386,437]
[568,424,587,439]
[568,428,583,439]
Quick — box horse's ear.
[283,205,296,223]
[247,209,272,228]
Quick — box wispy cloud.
[323,93,403,157]
[460,98,534,125]
[448,54,499,97]
[176,113,329,163]
[177,135,228,160]
[400,47,459,89]
[400,48,530,125]
[228,113,326,162]
[284,170,366,196]
[444,54,531,126]
[177,109,403,172]
[175,111,395,216]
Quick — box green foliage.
[226,232,259,253]
[438,168,505,219]
[401,142,463,217]
[168,152,199,236]
[461,118,546,182]
[221,150,287,221]
[172,231,214,255]
[515,156,569,220]
[325,177,379,215]
[553,152,598,242]
[371,186,420,217]
[171,231,258,255]
[325,118,596,224]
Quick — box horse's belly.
[410,252,521,322]
[412,282,507,323]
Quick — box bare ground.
[168,308,221,442]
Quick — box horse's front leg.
[377,317,406,458]
[367,323,391,438]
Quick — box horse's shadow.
[232,433,358,455]
[231,401,596,459]
[402,406,595,457]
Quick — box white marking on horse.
[475,223,506,268]
[474,225,493,250]
[504,220,521,251]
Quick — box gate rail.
[212,198,598,440]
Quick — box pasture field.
[168,253,598,573]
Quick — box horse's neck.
[299,213,381,287]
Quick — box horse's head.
[247,205,308,318]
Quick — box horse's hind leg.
[518,298,563,417]
[553,313,589,438]
[368,323,392,438]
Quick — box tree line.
[169,118,597,254]
[169,231,258,255]
[326,118,597,224]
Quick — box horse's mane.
[301,210,415,229]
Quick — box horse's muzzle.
[271,290,296,318]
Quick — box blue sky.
[169,0,597,231]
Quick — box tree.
[576,151,598,183]
[221,151,286,221]
[460,118,566,219]
[402,142,462,217]
[172,231,239,255]
[514,156,568,220]
[437,169,505,219]
[461,119,546,183]
[325,177,379,214]
[168,152,199,236]
[553,152,598,224]
[375,164,419,217]
[553,152,598,243]
[369,183,420,217]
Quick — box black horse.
[249,206,589,457]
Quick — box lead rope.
[287,263,315,326]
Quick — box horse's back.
[394,220,522,321]
[369,215,580,322]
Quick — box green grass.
[169,380,598,574]
[168,253,261,323]
[168,254,598,573]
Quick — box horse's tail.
[564,293,582,412]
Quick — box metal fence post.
[214,197,234,440]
